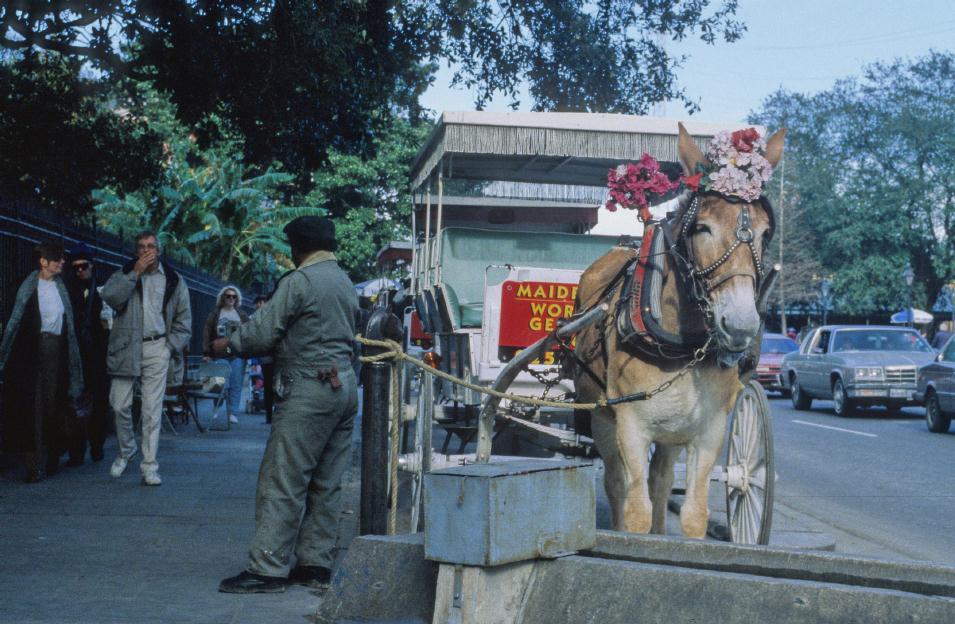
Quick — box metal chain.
[642,337,713,400]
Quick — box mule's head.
[676,123,786,354]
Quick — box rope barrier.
[358,335,610,410]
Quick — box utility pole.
[778,155,786,333]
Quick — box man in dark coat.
[65,243,110,464]
[0,243,84,482]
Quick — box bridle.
[668,191,775,330]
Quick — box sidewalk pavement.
[0,406,361,624]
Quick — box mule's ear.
[764,128,786,168]
[677,123,708,175]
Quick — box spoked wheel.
[724,380,775,545]
[409,370,433,533]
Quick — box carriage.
[397,111,776,544]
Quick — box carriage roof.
[410,111,760,193]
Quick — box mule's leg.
[590,409,625,529]
[614,408,653,533]
[648,444,682,534]
[681,423,726,539]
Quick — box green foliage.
[308,115,430,281]
[3,1,745,185]
[752,51,955,316]
[93,87,324,286]
[0,53,162,214]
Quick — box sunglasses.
[73,262,91,271]
[224,294,237,299]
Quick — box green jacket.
[230,252,357,375]
[101,259,192,378]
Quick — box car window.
[830,329,933,353]
[815,330,831,354]
[943,338,955,362]
[761,337,799,354]
[800,330,817,354]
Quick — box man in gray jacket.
[215,216,358,593]
[101,232,191,486]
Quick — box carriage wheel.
[724,379,775,545]
[409,368,433,533]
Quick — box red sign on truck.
[499,281,578,349]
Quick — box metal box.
[424,459,596,566]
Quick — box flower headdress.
[682,128,774,202]
[604,153,680,222]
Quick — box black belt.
[143,333,166,342]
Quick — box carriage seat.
[438,283,483,329]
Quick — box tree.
[308,114,430,281]
[0,52,162,214]
[92,87,324,286]
[751,52,955,317]
[2,1,746,185]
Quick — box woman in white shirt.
[201,286,249,423]
[0,243,84,482]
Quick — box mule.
[574,123,785,537]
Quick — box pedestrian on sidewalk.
[0,243,84,483]
[101,231,191,487]
[253,294,275,424]
[215,216,358,594]
[64,243,111,464]
[202,285,249,424]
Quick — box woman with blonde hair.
[202,285,249,423]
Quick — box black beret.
[67,242,94,263]
[283,216,336,251]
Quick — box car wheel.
[832,379,855,417]
[791,377,812,410]
[925,391,952,433]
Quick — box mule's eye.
[692,224,711,235]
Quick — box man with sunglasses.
[65,243,110,464]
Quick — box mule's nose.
[718,310,759,351]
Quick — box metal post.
[360,362,390,536]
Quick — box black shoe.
[218,571,286,594]
[45,459,59,476]
[288,565,332,588]
[24,469,42,484]
[91,448,104,462]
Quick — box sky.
[421,0,955,123]
[418,0,955,234]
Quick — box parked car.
[755,333,799,396]
[780,325,936,416]
[915,333,955,433]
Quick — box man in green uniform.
[216,216,358,594]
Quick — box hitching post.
[360,306,403,536]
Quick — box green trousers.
[247,369,358,577]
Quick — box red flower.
[682,172,703,191]
[605,154,679,220]
[731,128,760,153]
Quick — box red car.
[755,333,799,396]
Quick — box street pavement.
[0,405,361,624]
[767,394,955,565]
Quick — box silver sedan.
[781,325,935,417]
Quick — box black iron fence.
[0,199,229,355]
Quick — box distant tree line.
[752,51,955,320]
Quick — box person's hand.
[133,250,157,275]
[211,337,231,357]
